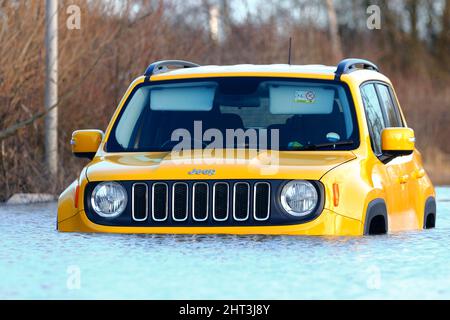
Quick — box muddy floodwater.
[0,187,449,299]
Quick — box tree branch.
[0,24,124,141]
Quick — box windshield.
[106,77,359,152]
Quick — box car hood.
[86,150,356,182]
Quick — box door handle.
[399,174,409,184]
[412,169,425,179]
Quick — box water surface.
[0,187,449,299]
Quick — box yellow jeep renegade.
[58,58,436,236]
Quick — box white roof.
[154,64,338,77]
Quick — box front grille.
[193,182,209,221]
[172,183,188,221]
[86,180,324,227]
[254,182,270,221]
[132,183,148,221]
[233,183,250,221]
[213,183,229,221]
[152,183,168,221]
[129,180,271,224]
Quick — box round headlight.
[280,180,318,217]
[91,182,127,218]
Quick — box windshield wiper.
[288,140,354,150]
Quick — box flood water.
[0,187,449,299]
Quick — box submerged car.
[58,58,436,235]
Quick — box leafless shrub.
[0,0,448,200]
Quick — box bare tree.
[325,0,343,61]
[436,0,450,66]
[0,0,449,199]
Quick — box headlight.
[280,180,318,217]
[91,182,127,218]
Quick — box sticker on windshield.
[295,90,316,104]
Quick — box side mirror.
[71,130,104,160]
[381,127,415,162]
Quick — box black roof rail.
[334,58,379,80]
[144,60,200,80]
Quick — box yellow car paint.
[71,130,103,156]
[381,127,415,152]
[85,150,356,182]
[58,207,363,236]
[57,61,436,235]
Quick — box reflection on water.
[0,187,449,299]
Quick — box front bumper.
[58,208,363,236]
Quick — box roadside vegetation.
[0,0,449,201]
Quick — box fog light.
[280,180,318,216]
[91,182,127,218]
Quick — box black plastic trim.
[144,60,200,81]
[274,180,325,224]
[335,58,379,80]
[363,198,388,235]
[424,196,436,229]
[379,150,414,164]
[73,152,96,160]
[83,180,325,227]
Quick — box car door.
[360,83,407,227]
[375,83,420,229]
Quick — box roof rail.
[334,58,379,80]
[144,60,200,80]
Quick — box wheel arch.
[424,196,436,229]
[363,198,388,235]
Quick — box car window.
[115,88,148,149]
[361,84,386,155]
[107,77,360,152]
[376,84,402,127]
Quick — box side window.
[376,84,403,127]
[361,84,386,155]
